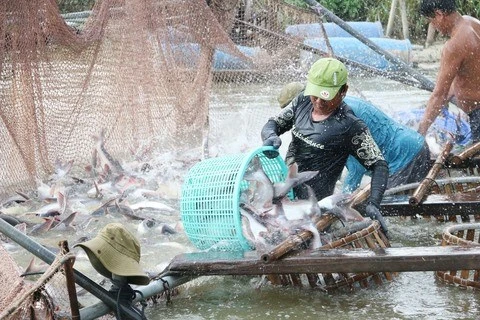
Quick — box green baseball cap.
[304,58,348,101]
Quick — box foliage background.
[57,0,480,44]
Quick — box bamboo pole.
[409,140,454,205]
[349,184,371,207]
[450,141,480,165]
[261,213,337,263]
[399,0,409,39]
[59,240,80,320]
[385,0,398,38]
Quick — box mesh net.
[0,244,76,319]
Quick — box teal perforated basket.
[180,146,288,252]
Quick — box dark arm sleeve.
[261,119,279,141]
[368,159,388,208]
[261,99,296,141]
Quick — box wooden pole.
[385,0,398,38]
[409,140,454,205]
[398,0,409,39]
[59,241,80,320]
[165,246,480,275]
[426,22,436,47]
[450,141,480,166]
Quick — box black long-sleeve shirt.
[261,93,388,204]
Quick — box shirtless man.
[418,0,480,142]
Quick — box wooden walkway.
[163,246,480,276]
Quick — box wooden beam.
[163,246,480,276]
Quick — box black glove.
[262,136,282,159]
[365,202,389,238]
[263,135,282,149]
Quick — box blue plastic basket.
[180,147,288,252]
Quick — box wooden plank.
[163,246,480,276]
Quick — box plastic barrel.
[180,147,288,252]
[301,37,412,71]
[285,21,384,39]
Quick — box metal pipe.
[80,275,194,320]
[0,218,143,320]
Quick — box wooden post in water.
[385,0,409,39]
[59,240,80,320]
[409,140,454,205]
[425,22,437,47]
[386,0,398,38]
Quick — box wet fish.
[317,193,364,222]
[273,162,319,201]
[51,211,78,231]
[129,200,176,213]
[91,128,125,180]
[275,185,321,221]
[29,218,55,235]
[242,156,274,215]
[240,207,268,250]
[1,192,30,207]
[137,218,177,235]
[33,191,67,217]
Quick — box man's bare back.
[448,16,480,113]
[418,2,480,138]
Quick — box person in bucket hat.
[75,223,150,285]
[262,57,390,236]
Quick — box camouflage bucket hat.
[277,81,305,108]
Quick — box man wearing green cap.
[276,82,432,194]
[261,57,390,235]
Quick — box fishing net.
[0,0,246,197]
[0,244,76,319]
